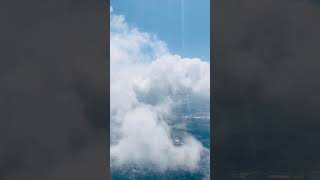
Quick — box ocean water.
[111,108,210,180]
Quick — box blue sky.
[111,0,210,61]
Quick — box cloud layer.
[110,8,210,172]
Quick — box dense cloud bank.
[110,8,210,172]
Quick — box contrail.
[181,0,185,51]
[180,0,190,114]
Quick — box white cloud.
[110,7,210,173]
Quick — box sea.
[111,103,210,180]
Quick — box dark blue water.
[111,117,210,179]
[111,166,206,180]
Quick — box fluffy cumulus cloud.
[110,8,210,172]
